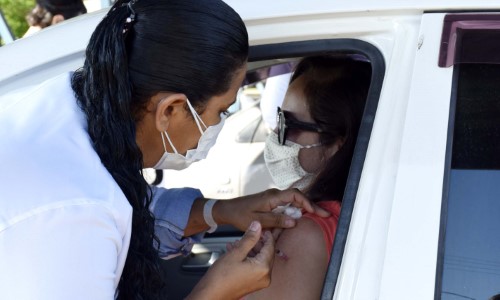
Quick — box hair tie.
[122,0,137,34]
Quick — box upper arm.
[247,217,329,300]
[0,204,125,300]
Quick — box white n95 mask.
[264,131,321,190]
[153,99,226,170]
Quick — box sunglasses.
[276,107,323,145]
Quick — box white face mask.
[153,99,226,170]
[264,131,322,190]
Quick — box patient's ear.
[326,136,345,158]
[337,136,346,148]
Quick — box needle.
[276,249,288,261]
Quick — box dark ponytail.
[71,0,248,299]
[72,1,162,299]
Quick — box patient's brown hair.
[290,55,371,201]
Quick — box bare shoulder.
[276,216,327,261]
[246,217,329,300]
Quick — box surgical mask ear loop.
[284,140,322,149]
[159,98,201,156]
[301,143,322,149]
[161,131,179,154]
[186,99,207,133]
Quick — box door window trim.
[435,61,460,300]
[439,13,500,67]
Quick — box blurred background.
[0,0,107,45]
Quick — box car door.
[160,8,500,300]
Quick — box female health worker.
[0,0,328,299]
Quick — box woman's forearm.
[183,189,326,237]
[183,198,228,236]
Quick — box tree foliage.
[0,0,35,41]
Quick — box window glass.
[440,63,500,300]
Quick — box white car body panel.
[230,0,499,20]
[377,14,453,300]
[332,13,422,300]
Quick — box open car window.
[246,40,384,299]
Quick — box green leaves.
[0,0,35,40]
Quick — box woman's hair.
[290,55,371,201]
[26,0,87,28]
[71,0,248,299]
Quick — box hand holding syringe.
[226,204,302,260]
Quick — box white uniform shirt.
[0,73,132,299]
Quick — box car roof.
[229,0,500,21]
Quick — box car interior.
[155,41,385,299]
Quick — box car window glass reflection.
[441,63,500,300]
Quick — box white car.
[1,1,500,300]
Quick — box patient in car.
[246,55,371,299]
